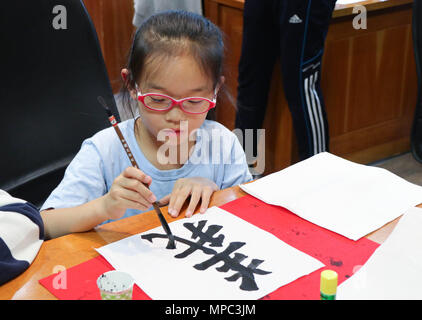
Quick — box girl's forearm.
[41,196,108,240]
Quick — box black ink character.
[194,241,271,291]
[175,221,225,258]
[141,220,272,291]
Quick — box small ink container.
[97,270,134,300]
[320,270,338,300]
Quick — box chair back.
[0,0,120,207]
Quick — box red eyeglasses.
[136,87,217,115]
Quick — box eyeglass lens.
[144,95,211,113]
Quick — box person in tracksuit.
[236,0,337,162]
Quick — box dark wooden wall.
[84,0,135,93]
[204,0,417,174]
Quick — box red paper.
[39,195,379,300]
[39,254,150,300]
[220,195,379,299]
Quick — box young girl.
[40,10,252,239]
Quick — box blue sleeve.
[220,135,253,189]
[40,139,107,211]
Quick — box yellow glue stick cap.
[320,270,338,295]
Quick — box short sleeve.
[40,140,107,211]
[220,135,253,189]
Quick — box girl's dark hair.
[121,10,226,119]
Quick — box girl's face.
[130,54,218,148]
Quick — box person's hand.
[101,167,156,220]
[159,177,219,218]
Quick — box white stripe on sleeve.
[0,211,43,263]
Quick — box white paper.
[337,207,422,299]
[96,206,324,300]
[240,152,422,240]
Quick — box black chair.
[0,1,120,208]
[412,0,422,163]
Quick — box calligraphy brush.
[98,96,176,249]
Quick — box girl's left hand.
[158,177,219,218]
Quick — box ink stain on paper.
[141,220,272,291]
[329,257,343,267]
[290,228,306,237]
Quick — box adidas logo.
[289,14,302,24]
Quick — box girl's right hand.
[101,167,157,220]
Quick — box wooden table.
[0,185,418,300]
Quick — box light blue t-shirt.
[41,118,252,223]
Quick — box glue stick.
[320,270,338,300]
